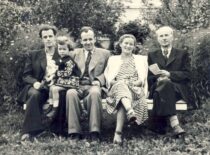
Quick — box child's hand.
[92,80,100,86]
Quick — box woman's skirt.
[106,81,148,125]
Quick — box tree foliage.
[8,0,124,40]
[191,34,210,102]
[153,0,210,31]
[0,1,22,49]
[117,20,150,44]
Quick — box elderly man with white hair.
[148,26,196,137]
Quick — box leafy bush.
[0,1,27,104]
[191,34,210,103]
[0,1,22,49]
[0,25,42,104]
[117,20,150,44]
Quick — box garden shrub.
[0,0,27,105]
[191,34,210,103]
[0,25,42,106]
[117,20,150,44]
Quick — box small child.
[46,36,81,119]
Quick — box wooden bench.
[23,99,188,111]
[101,99,188,111]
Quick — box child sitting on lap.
[46,36,81,120]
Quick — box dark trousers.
[50,90,67,135]
[149,79,179,133]
[23,87,48,134]
[152,79,177,117]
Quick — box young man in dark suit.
[18,25,60,140]
[148,26,196,136]
[65,27,110,142]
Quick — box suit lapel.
[52,47,60,62]
[156,50,167,68]
[89,48,99,73]
[75,49,86,76]
[166,48,176,66]
[40,49,47,72]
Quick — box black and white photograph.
[0,0,210,154]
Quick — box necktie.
[83,51,92,78]
[163,49,168,58]
[163,49,168,63]
[85,51,92,66]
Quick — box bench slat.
[101,99,187,111]
[23,99,188,111]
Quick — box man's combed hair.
[156,26,174,36]
[80,26,94,35]
[39,24,57,38]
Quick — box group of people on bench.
[17,24,197,144]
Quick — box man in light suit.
[148,26,197,136]
[18,25,60,140]
[66,27,110,142]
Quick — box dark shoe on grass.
[68,133,81,144]
[172,125,185,137]
[90,132,100,144]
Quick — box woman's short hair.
[56,36,74,51]
[114,34,137,55]
[39,24,57,38]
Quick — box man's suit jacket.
[148,48,192,104]
[17,49,60,105]
[104,55,148,96]
[70,48,110,86]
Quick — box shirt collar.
[84,48,95,54]
[45,47,55,57]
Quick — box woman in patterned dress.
[104,34,148,144]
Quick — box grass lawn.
[0,103,210,155]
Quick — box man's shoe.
[148,126,166,135]
[90,132,100,144]
[46,107,58,120]
[172,125,185,137]
[68,133,81,140]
